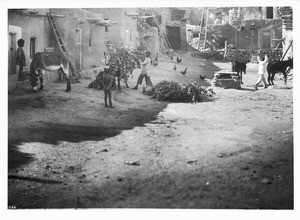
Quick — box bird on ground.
[155,57,158,62]
[173,65,177,70]
[200,63,206,67]
[177,57,182,64]
[153,62,158,67]
[170,56,173,60]
[181,68,187,75]
[200,75,206,80]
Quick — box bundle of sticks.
[226,49,252,63]
[226,49,283,63]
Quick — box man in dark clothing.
[16,39,26,81]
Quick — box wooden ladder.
[197,8,209,51]
[140,37,149,51]
[47,14,79,83]
[281,40,293,61]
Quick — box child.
[101,67,114,108]
[16,39,26,81]
[254,51,269,90]
[132,51,152,89]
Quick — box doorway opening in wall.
[30,37,36,59]
[9,33,17,75]
[166,26,181,50]
[266,7,273,19]
[262,30,271,48]
[75,28,82,70]
[89,31,92,47]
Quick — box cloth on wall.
[186,24,201,50]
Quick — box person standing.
[132,51,153,90]
[254,52,269,90]
[16,39,26,81]
[101,67,114,108]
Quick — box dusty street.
[7,53,293,209]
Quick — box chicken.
[200,75,206,80]
[170,56,173,60]
[181,68,187,75]
[177,57,182,64]
[153,62,158,67]
[173,65,177,70]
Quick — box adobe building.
[8,8,109,92]
[88,8,139,50]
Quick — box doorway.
[166,26,181,50]
[30,37,36,59]
[8,33,17,75]
[262,30,271,48]
[75,28,82,70]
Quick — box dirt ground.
[7,52,294,209]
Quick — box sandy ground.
[7,53,293,209]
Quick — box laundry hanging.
[186,24,202,50]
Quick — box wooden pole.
[203,9,209,50]
[197,8,205,51]
[223,40,228,61]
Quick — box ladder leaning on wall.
[46,14,79,83]
[197,8,209,51]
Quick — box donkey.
[267,58,293,85]
[232,61,247,84]
[30,52,73,92]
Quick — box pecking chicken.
[177,57,182,64]
[173,65,177,70]
[153,62,158,67]
[181,68,187,75]
[200,75,206,80]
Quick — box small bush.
[142,80,215,103]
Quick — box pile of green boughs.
[88,47,141,90]
[108,47,141,79]
[88,69,107,90]
[142,80,215,103]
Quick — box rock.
[186,160,198,164]
[79,174,87,179]
[65,166,76,174]
[261,178,272,184]
[124,161,140,166]
[45,165,52,170]
[240,165,250,170]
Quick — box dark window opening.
[105,26,109,32]
[266,7,273,19]
[30,37,36,59]
[171,10,186,21]
[146,17,156,27]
